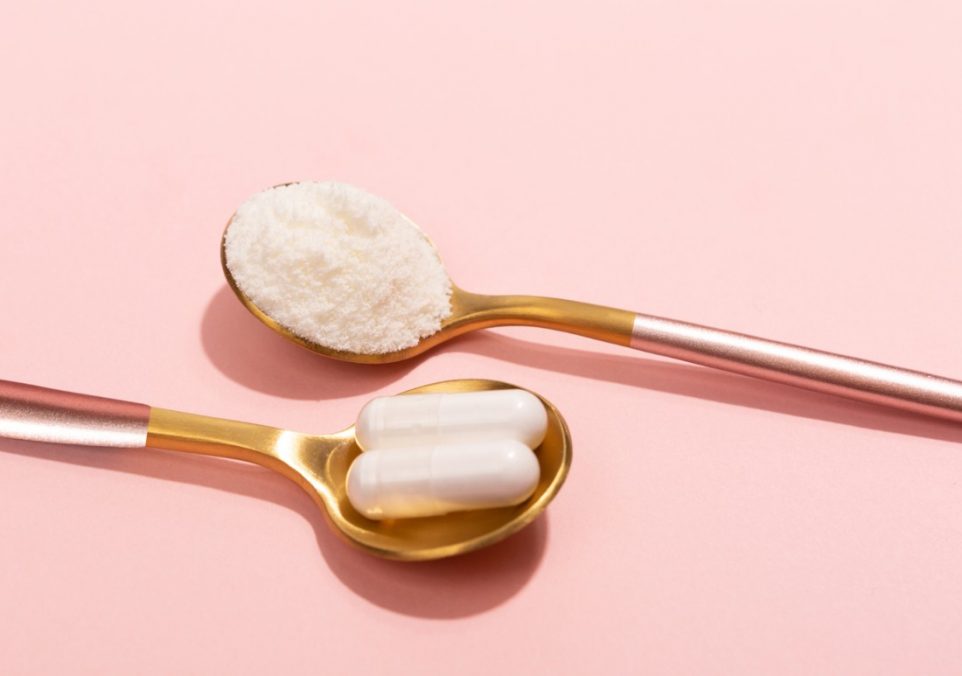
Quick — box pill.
[346,439,541,520]
[355,389,548,451]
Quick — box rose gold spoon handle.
[0,379,150,447]
[628,312,962,423]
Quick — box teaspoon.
[222,190,962,425]
[0,378,570,561]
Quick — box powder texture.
[224,182,452,355]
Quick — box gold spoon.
[223,188,962,424]
[0,378,570,561]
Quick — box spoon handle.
[473,294,962,423]
[0,378,294,476]
[0,379,149,447]
[626,313,962,422]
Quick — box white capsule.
[355,389,548,451]
[346,439,541,520]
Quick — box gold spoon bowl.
[0,378,571,561]
[221,218,635,366]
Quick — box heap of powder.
[224,182,452,355]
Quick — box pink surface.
[2,1,961,673]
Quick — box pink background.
[2,1,961,673]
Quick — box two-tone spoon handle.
[628,312,962,423]
[466,293,962,424]
[0,379,279,465]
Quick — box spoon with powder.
[0,377,570,561]
[223,181,962,424]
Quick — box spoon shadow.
[201,286,418,400]
[0,436,546,618]
[443,331,962,444]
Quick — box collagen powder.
[224,182,452,354]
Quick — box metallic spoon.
[0,378,570,561]
[223,195,962,424]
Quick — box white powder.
[224,182,452,355]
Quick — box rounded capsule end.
[346,451,383,519]
[507,390,549,449]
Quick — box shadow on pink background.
[0,432,548,619]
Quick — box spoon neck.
[146,408,293,472]
[456,291,635,346]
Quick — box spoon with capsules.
[0,378,570,561]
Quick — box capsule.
[346,439,541,520]
[355,389,548,451]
